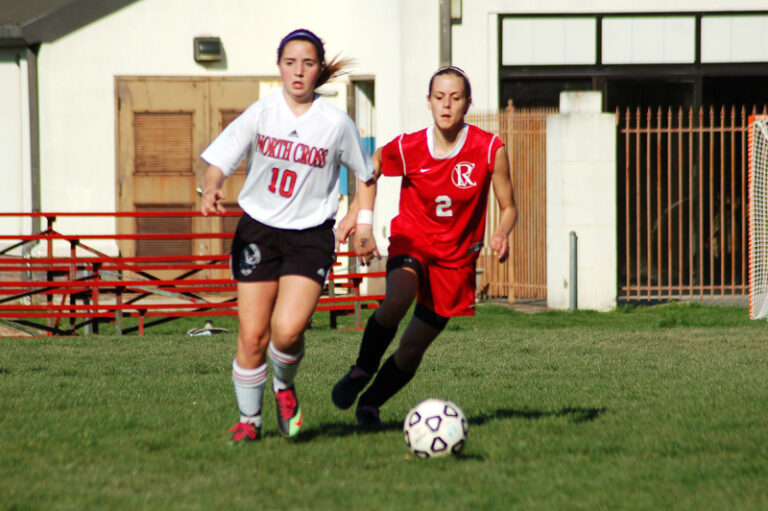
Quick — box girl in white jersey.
[201,29,378,442]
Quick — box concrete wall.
[0,49,31,249]
[30,0,436,251]
[452,0,768,113]
[546,91,616,311]
[2,0,766,280]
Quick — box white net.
[749,116,768,319]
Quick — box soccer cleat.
[355,405,382,429]
[331,366,372,410]
[228,421,261,443]
[275,384,303,437]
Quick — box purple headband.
[277,29,325,63]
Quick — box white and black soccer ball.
[403,398,468,458]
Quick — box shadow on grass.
[294,405,606,443]
[470,406,607,426]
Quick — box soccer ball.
[403,398,468,458]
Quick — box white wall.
[452,0,768,112]
[5,0,768,261]
[31,0,443,252]
[546,91,616,311]
[0,49,31,252]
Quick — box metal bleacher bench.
[0,212,384,336]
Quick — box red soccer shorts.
[388,237,476,317]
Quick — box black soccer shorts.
[230,214,335,286]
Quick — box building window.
[501,17,596,66]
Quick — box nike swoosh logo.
[419,168,431,173]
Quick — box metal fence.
[618,105,767,301]
[467,101,555,303]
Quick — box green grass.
[1,302,768,510]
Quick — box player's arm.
[350,174,378,266]
[201,165,227,216]
[336,148,383,249]
[489,146,517,262]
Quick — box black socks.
[355,313,398,375]
[357,355,415,409]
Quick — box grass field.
[1,302,768,510]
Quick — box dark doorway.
[500,78,592,108]
[703,76,768,109]
[605,78,695,111]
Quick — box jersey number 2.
[435,195,453,217]
[268,167,297,198]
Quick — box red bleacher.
[0,212,385,335]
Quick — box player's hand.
[352,224,379,266]
[202,189,226,216]
[490,232,509,263]
[334,211,357,251]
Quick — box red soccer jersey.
[381,124,504,267]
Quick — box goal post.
[748,115,768,319]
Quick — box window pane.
[702,15,768,63]
[602,16,695,64]
[502,17,596,66]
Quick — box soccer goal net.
[749,115,768,319]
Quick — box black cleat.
[355,405,382,429]
[331,366,371,410]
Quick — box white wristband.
[356,209,374,225]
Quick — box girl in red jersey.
[331,66,517,426]
[201,29,378,442]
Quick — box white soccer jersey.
[201,91,374,229]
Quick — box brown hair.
[277,29,351,89]
[316,55,352,88]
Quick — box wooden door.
[207,79,263,256]
[117,77,209,260]
[116,77,269,268]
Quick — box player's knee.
[269,324,305,350]
[414,303,449,331]
[238,327,269,354]
[375,298,411,326]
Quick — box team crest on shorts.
[239,243,262,276]
[451,162,476,189]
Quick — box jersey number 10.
[269,167,297,198]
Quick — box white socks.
[232,360,267,424]
[268,343,304,391]
[232,344,304,423]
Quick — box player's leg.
[331,256,421,410]
[269,222,335,437]
[355,305,448,426]
[230,280,278,443]
[268,274,324,437]
[354,262,474,427]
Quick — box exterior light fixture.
[194,37,223,63]
[450,0,462,22]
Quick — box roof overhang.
[0,0,137,48]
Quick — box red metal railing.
[0,211,384,335]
